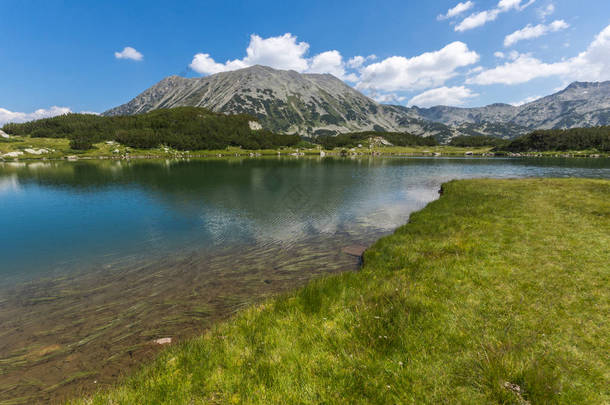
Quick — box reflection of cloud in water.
[3,157,609,278]
[0,174,20,193]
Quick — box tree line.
[316,131,438,149]
[448,135,509,148]
[498,127,610,152]
[2,107,300,150]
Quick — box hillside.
[103,66,609,140]
[103,65,454,139]
[2,107,300,150]
[412,81,610,130]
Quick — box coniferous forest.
[2,107,300,150]
[3,107,609,152]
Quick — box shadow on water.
[0,156,608,403]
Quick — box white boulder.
[24,148,49,155]
[248,121,263,131]
[2,151,23,158]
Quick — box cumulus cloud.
[190,33,311,75]
[504,20,569,47]
[307,50,358,81]
[114,46,143,61]
[189,53,247,75]
[468,24,610,85]
[189,33,364,80]
[437,1,475,20]
[0,106,72,125]
[455,0,535,32]
[407,86,478,107]
[356,41,479,92]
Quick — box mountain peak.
[103,66,609,139]
[103,65,438,137]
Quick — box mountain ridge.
[104,66,610,139]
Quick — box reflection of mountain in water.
[0,158,439,245]
[1,157,609,278]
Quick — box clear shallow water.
[0,156,609,403]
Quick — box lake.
[1,156,609,403]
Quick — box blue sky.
[1,0,609,123]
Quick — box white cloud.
[467,53,566,85]
[407,86,478,107]
[494,51,506,58]
[511,95,541,106]
[242,33,310,71]
[504,20,569,47]
[189,33,367,80]
[468,24,610,85]
[498,0,535,11]
[356,41,479,92]
[114,46,143,61]
[189,53,247,75]
[370,92,406,104]
[307,50,357,81]
[0,106,72,125]
[455,9,500,31]
[455,0,535,32]
[537,3,555,20]
[437,1,475,20]
[190,33,310,75]
[347,54,377,69]
[347,56,365,69]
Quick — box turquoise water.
[1,157,609,283]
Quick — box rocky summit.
[412,81,610,131]
[104,66,609,139]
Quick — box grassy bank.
[1,135,496,160]
[70,178,609,404]
[3,136,609,161]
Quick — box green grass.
[0,135,496,160]
[3,135,609,160]
[69,178,609,404]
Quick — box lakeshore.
[64,178,609,404]
[1,135,609,161]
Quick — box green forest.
[3,108,609,153]
[316,131,438,149]
[2,107,300,150]
[448,135,509,148]
[499,127,610,152]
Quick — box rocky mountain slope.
[104,66,609,140]
[103,65,453,139]
[412,81,610,130]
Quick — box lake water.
[1,156,609,403]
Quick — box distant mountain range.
[104,65,610,140]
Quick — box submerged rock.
[342,245,367,257]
